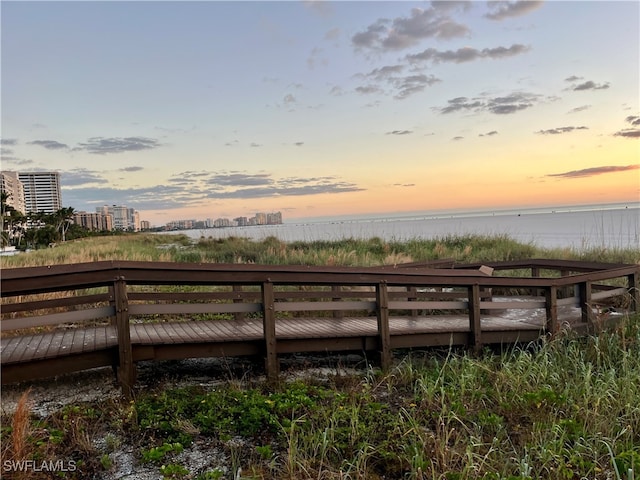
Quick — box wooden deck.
[0,304,580,378]
[1,259,637,397]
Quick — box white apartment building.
[18,171,62,214]
[0,171,26,214]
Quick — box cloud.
[437,91,543,115]
[250,142,263,148]
[283,94,296,105]
[76,136,162,154]
[63,184,190,212]
[572,80,610,91]
[361,65,404,81]
[614,130,640,138]
[352,6,469,52]
[198,172,364,199]
[59,168,365,213]
[431,1,472,12]
[355,65,440,99]
[386,130,413,135]
[567,105,591,114]
[452,136,464,141]
[303,0,332,17]
[1,139,17,146]
[613,115,640,138]
[406,44,530,64]
[625,115,640,126]
[329,85,345,96]
[535,126,588,135]
[564,75,582,82]
[393,74,441,99]
[307,47,328,70]
[120,166,144,172]
[325,27,340,41]
[479,130,499,137]
[485,1,544,20]
[61,169,108,186]
[207,173,272,187]
[547,164,640,179]
[439,96,484,114]
[28,139,69,150]
[355,85,384,95]
[293,142,304,146]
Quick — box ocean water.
[169,203,640,250]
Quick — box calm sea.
[169,203,640,250]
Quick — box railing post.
[232,284,245,321]
[108,284,117,325]
[376,281,391,371]
[261,280,279,381]
[560,270,571,299]
[407,286,418,317]
[332,285,343,319]
[544,285,559,335]
[113,276,135,399]
[468,284,482,352]
[628,272,639,314]
[531,266,542,298]
[578,281,593,328]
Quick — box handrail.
[3,262,638,296]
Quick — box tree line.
[1,192,104,250]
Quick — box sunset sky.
[1,0,638,226]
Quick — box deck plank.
[0,336,20,362]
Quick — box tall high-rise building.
[17,171,62,214]
[0,171,26,214]
[96,205,140,231]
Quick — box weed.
[141,442,184,463]
[160,462,189,479]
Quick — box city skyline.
[1,1,638,226]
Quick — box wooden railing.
[1,259,638,397]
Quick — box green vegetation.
[2,314,639,479]
[2,231,639,268]
[1,233,639,478]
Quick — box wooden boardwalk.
[1,310,551,364]
[1,259,637,396]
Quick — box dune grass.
[2,232,638,268]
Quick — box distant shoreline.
[164,202,639,250]
[284,201,639,225]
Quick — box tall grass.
[2,232,638,268]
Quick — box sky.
[1,0,639,226]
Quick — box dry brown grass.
[1,389,34,480]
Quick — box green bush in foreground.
[120,313,639,479]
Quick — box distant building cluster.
[0,170,142,232]
[1,170,283,234]
[164,211,283,231]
